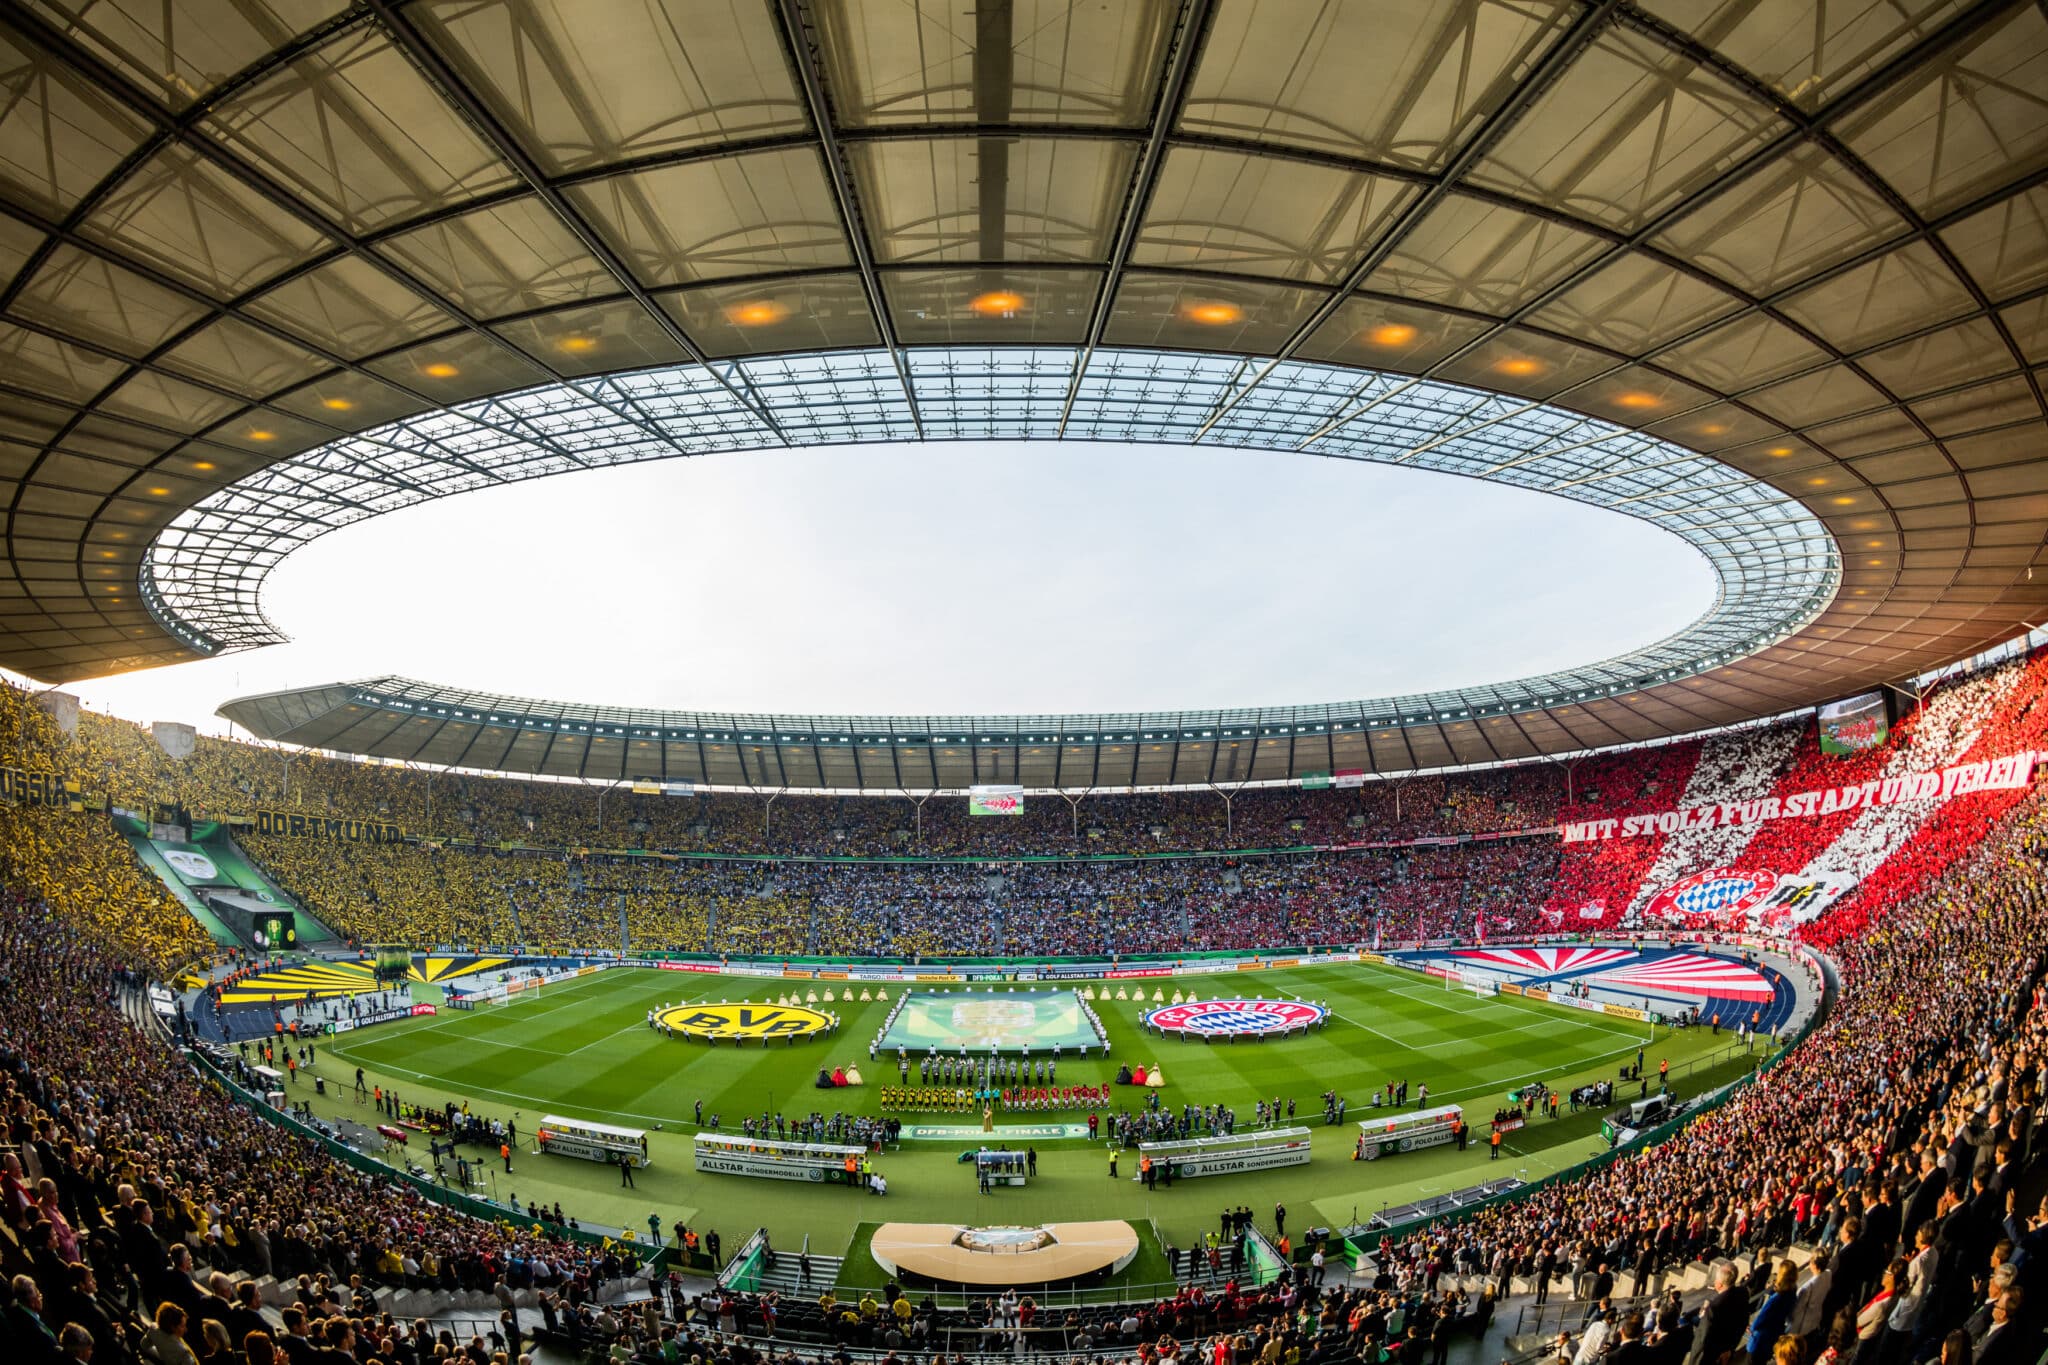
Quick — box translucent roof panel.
[885,267,1101,345]
[1776,240,1977,353]
[1179,0,1575,168]
[1637,0,1971,112]
[1295,297,1495,374]
[8,244,211,355]
[242,253,453,359]
[658,273,880,358]
[1468,24,1785,230]
[492,297,695,378]
[1650,144,1906,296]
[1939,184,2048,299]
[1525,252,1743,353]
[24,0,345,111]
[1837,4,2048,217]
[1435,328,1620,400]
[0,323,128,404]
[411,0,807,174]
[565,147,848,286]
[1362,193,1607,315]
[1133,148,1416,283]
[0,19,151,217]
[200,26,516,234]
[376,193,613,318]
[157,315,331,398]
[849,137,1134,264]
[815,0,1174,127]
[1102,274,1326,353]
[79,145,332,300]
[361,330,549,405]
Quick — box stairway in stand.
[749,1249,846,1295]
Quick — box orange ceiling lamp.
[969,289,1025,316]
[1183,300,1241,325]
[1612,390,1661,409]
[1364,322,1416,346]
[1495,357,1543,376]
[724,299,790,326]
[421,361,460,378]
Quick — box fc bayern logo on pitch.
[1645,867,1780,921]
[1146,999,1326,1036]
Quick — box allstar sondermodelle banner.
[1560,751,2037,843]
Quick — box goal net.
[1447,969,1498,999]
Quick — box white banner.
[1561,751,2036,843]
[1168,1143,1313,1178]
[693,1152,834,1182]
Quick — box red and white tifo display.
[1144,999,1328,1037]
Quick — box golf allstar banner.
[1560,751,2038,843]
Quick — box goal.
[1448,970,1497,999]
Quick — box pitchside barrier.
[1137,1126,1313,1179]
[1355,1104,1463,1160]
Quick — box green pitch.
[303,963,1750,1275]
[879,989,1100,1053]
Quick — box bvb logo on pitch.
[655,1002,831,1040]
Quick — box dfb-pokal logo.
[1145,998,1326,1036]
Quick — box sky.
[47,441,1717,733]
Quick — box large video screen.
[968,784,1024,816]
[1819,691,1890,755]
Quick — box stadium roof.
[7,0,2048,786]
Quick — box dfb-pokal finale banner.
[1561,751,2039,844]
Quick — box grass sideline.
[297,963,1752,1267]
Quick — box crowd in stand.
[5,648,2046,970]
[55,703,1565,861]
[6,639,2048,1365]
[1379,782,2048,1365]
[0,882,644,1365]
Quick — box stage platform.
[869,1221,1139,1286]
